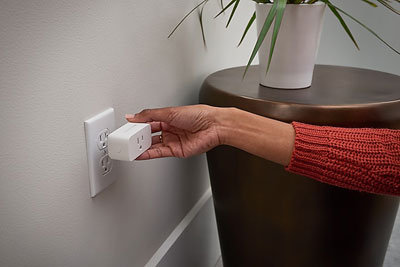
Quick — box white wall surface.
[317,0,400,76]
[0,0,255,266]
[1,0,399,267]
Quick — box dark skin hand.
[125,105,223,160]
[126,104,295,166]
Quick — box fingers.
[136,133,167,160]
[136,145,174,160]
[126,107,176,124]
[148,121,173,133]
[152,134,162,145]
[149,121,162,132]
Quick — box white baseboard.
[144,188,221,267]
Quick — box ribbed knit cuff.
[285,122,400,196]
[286,122,330,181]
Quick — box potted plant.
[169,0,400,89]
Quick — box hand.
[126,104,294,165]
[125,105,226,160]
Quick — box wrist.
[213,106,295,166]
[214,107,243,146]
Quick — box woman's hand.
[125,105,228,160]
[126,104,294,165]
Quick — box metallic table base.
[200,65,400,267]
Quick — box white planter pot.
[256,3,326,89]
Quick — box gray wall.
[317,0,400,75]
[0,0,399,267]
[0,0,255,266]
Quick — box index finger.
[125,107,176,123]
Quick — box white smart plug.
[108,123,152,161]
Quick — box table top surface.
[204,65,400,106]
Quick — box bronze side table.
[199,65,400,267]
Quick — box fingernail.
[125,114,135,119]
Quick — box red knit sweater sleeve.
[285,122,400,196]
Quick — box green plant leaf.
[199,0,209,48]
[238,11,256,47]
[322,0,400,55]
[266,0,287,73]
[361,0,378,7]
[379,0,400,4]
[215,0,236,18]
[319,0,360,50]
[226,0,241,28]
[244,0,278,78]
[377,0,400,15]
[168,0,208,38]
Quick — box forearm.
[217,107,295,166]
[215,107,400,196]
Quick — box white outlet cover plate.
[84,108,117,197]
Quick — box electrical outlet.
[97,128,110,150]
[84,108,117,197]
[99,152,112,175]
